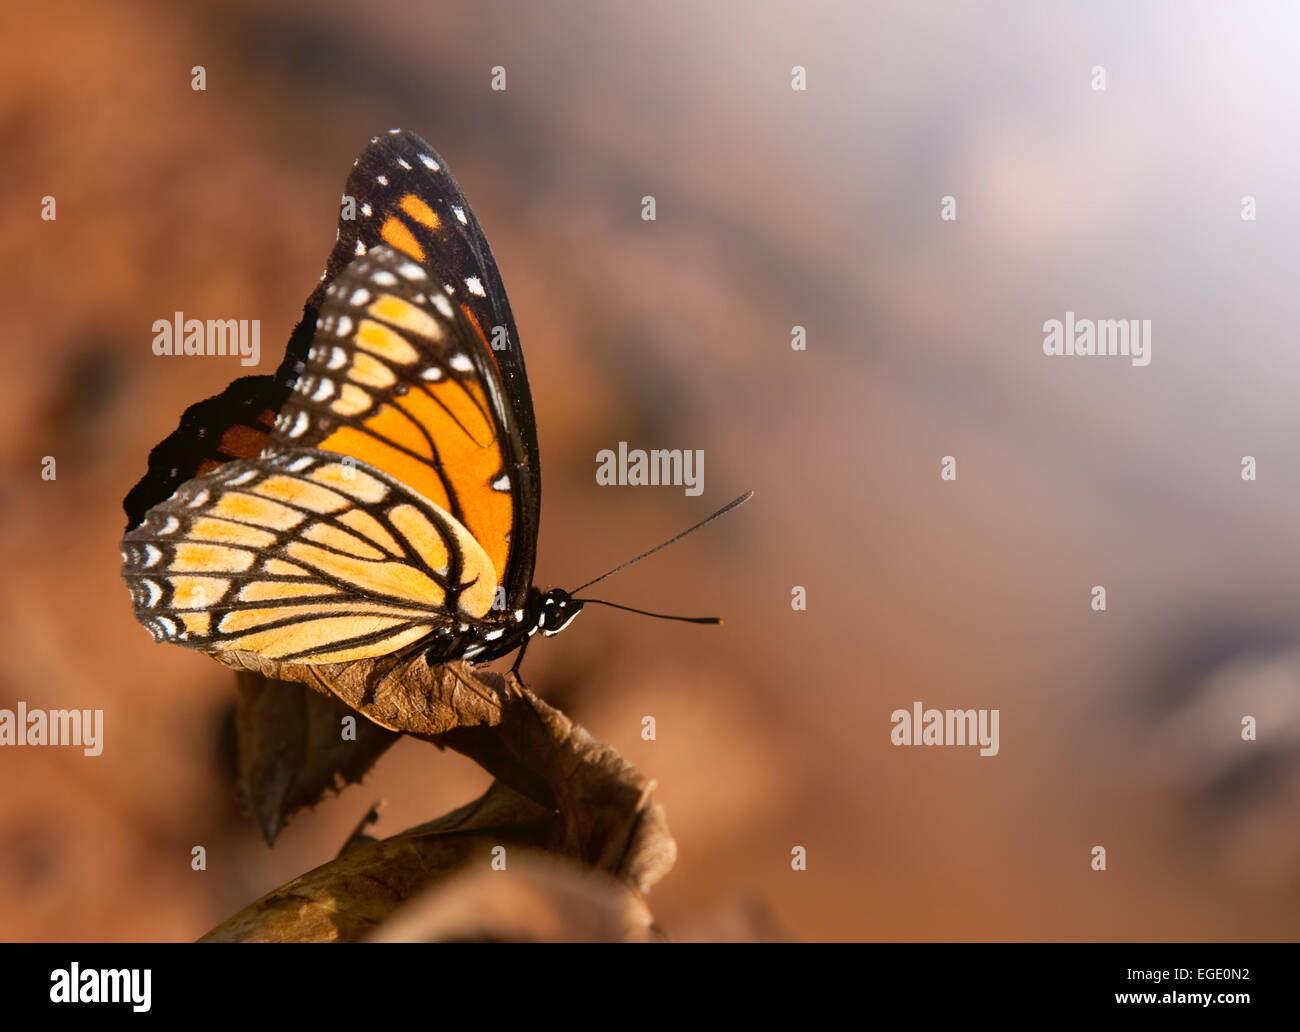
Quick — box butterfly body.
[122,131,560,669]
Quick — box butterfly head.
[535,587,584,637]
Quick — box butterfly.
[120,129,568,669]
[121,130,745,673]
[125,128,748,670]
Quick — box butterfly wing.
[315,129,539,583]
[122,373,289,533]
[121,449,500,664]
[267,243,533,616]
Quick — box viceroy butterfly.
[120,129,746,672]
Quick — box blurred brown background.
[2,0,1299,941]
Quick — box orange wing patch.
[404,380,511,580]
[219,420,273,460]
[318,413,453,514]
[399,193,440,230]
[317,379,512,580]
[308,285,516,582]
[381,216,424,262]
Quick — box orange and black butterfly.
[121,129,744,670]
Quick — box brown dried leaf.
[215,650,677,891]
[233,670,399,843]
[200,780,550,942]
[200,657,676,941]
[215,651,504,738]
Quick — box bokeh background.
[2,0,1300,941]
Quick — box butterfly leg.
[510,635,533,677]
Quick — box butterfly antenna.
[570,490,753,594]
[576,599,722,625]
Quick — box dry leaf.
[215,651,677,891]
[200,780,549,942]
[216,651,508,738]
[233,670,399,843]
[200,658,676,941]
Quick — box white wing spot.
[348,289,371,306]
[484,629,505,640]
[143,579,162,607]
[187,489,209,508]
[371,270,397,286]
[376,174,389,186]
[288,411,309,438]
[465,276,485,297]
[492,475,510,491]
[396,157,412,170]
[159,516,180,536]
[286,455,314,472]
[397,261,428,281]
[361,202,372,217]
[327,347,348,370]
[420,366,444,381]
[336,315,353,337]
[432,295,453,318]
[226,470,257,486]
[452,205,468,225]
[143,545,162,568]
[450,354,473,372]
[418,154,439,171]
[311,378,335,402]
[353,240,367,256]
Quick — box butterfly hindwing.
[120,449,503,664]
[122,304,321,532]
[122,374,283,532]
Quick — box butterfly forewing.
[317,130,539,584]
[268,244,527,611]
